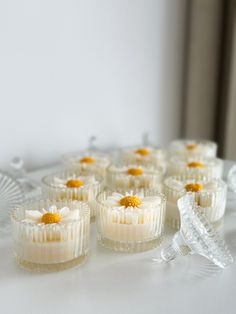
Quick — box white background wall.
[0,0,186,170]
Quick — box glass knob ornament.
[88,135,98,152]
[9,156,41,201]
[142,132,150,146]
[153,193,233,269]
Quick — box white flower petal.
[24,210,42,221]
[62,210,80,221]
[104,199,119,206]
[59,207,70,217]
[143,196,161,205]
[41,208,48,214]
[48,205,57,213]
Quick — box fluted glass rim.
[169,138,217,148]
[106,163,164,176]
[96,188,166,208]
[169,155,223,166]
[42,170,104,190]
[119,144,167,155]
[62,150,111,164]
[11,199,90,227]
[164,175,227,192]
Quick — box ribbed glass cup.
[168,156,223,180]
[63,151,110,178]
[120,146,167,173]
[164,176,227,229]
[11,199,90,272]
[96,189,166,252]
[106,164,163,192]
[42,171,104,220]
[169,139,217,159]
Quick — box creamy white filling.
[99,192,165,242]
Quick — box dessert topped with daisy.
[169,139,217,159]
[11,200,90,271]
[23,204,80,226]
[48,174,98,190]
[106,164,163,191]
[120,145,167,172]
[96,189,166,252]
[42,171,103,219]
[63,151,110,177]
[164,176,227,229]
[168,156,223,180]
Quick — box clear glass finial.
[10,157,25,177]
[88,136,97,151]
[142,132,150,146]
[9,156,41,201]
[154,194,233,268]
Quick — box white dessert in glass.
[63,151,110,178]
[164,176,227,229]
[96,189,166,252]
[121,146,167,173]
[106,164,163,191]
[168,156,223,180]
[169,139,217,159]
[11,200,90,271]
[42,171,103,220]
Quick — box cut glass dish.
[153,194,233,268]
[0,171,24,234]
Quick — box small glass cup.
[42,171,104,221]
[169,139,217,159]
[106,164,163,192]
[164,176,227,229]
[168,156,223,180]
[11,199,90,271]
[120,145,167,173]
[96,189,166,252]
[63,151,110,178]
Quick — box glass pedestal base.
[15,254,88,272]
[98,235,162,253]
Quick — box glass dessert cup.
[154,194,233,269]
[168,156,223,180]
[169,139,217,159]
[120,145,167,173]
[106,164,163,192]
[96,189,166,253]
[164,176,227,229]
[42,171,104,221]
[63,151,110,178]
[11,199,90,272]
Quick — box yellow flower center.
[66,179,84,188]
[185,183,204,192]
[187,161,205,168]
[80,156,96,164]
[186,143,198,150]
[135,148,150,156]
[41,212,62,224]
[127,168,144,176]
[120,196,142,208]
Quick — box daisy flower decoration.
[103,191,162,212]
[23,205,80,225]
[51,175,97,189]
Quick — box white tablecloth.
[1,161,236,314]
